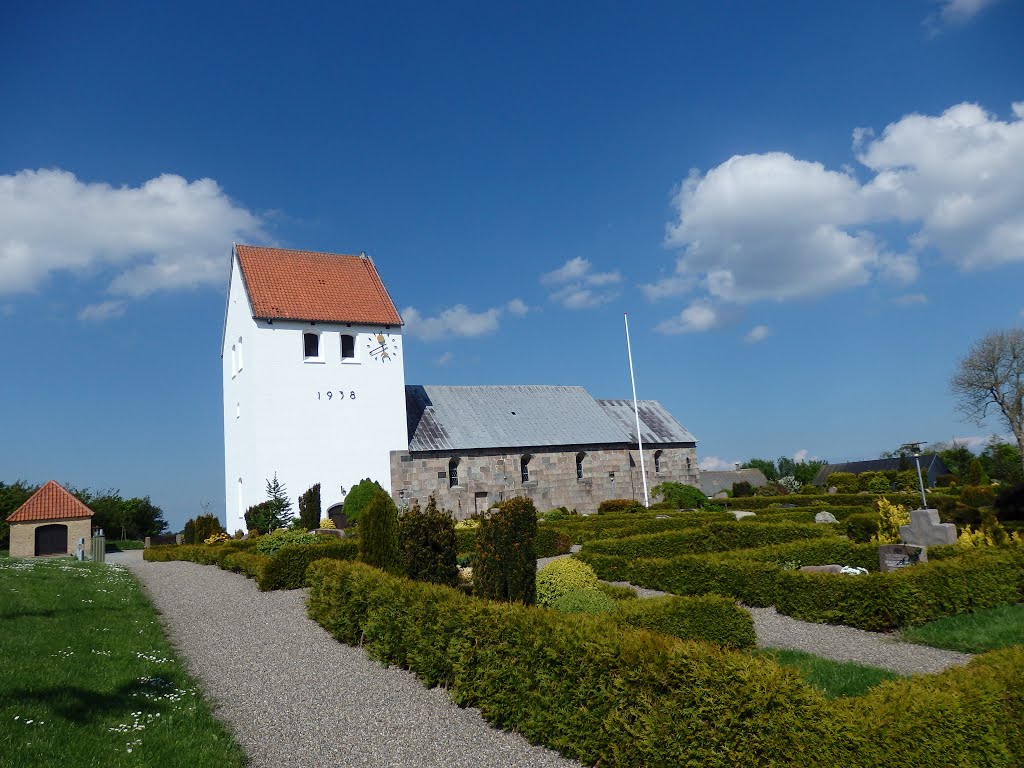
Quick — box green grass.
[900,603,1024,653]
[753,648,903,698]
[0,557,246,767]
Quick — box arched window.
[521,454,532,483]
[448,458,460,488]
[686,457,692,471]
[576,452,586,480]
[654,450,663,474]
[303,332,320,360]
[341,334,355,360]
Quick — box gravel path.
[536,551,971,675]
[112,552,579,768]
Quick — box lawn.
[900,603,1024,653]
[753,648,903,698]
[0,557,246,767]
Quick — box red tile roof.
[235,245,403,326]
[6,481,95,523]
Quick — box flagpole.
[624,313,650,508]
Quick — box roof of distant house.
[234,244,403,326]
[6,481,95,523]
[812,455,948,485]
[698,469,768,496]
[405,385,696,452]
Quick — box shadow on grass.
[8,678,173,724]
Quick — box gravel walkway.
[112,552,579,768]
[537,551,971,675]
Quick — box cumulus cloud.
[401,304,500,340]
[433,351,454,367]
[744,325,770,343]
[699,456,740,471]
[505,298,530,317]
[542,256,621,309]
[927,0,1003,30]
[655,300,718,335]
[793,449,809,462]
[0,169,267,302]
[78,300,127,322]
[654,101,1024,334]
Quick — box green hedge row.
[577,548,1024,631]
[543,510,734,543]
[454,526,573,558]
[305,559,1024,767]
[731,538,881,571]
[614,594,755,649]
[581,521,833,560]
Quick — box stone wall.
[9,518,93,558]
[390,443,699,517]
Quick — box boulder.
[731,511,756,521]
[814,511,838,524]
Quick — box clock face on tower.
[367,332,398,363]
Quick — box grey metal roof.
[596,399,697,445]
[406,385,693,452]
[811,455,948,485]
[698,469,768,496]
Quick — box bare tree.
[951,329,1024,477]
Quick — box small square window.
[341,334,356,360]
[303,332,321,360]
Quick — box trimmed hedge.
[457,526,573,559]
[597,498,645,514]
[259,540,358,590]
[544,510,734,544]
[305,559,1024,766]
[613,594,756,649]
[582,521,833,560]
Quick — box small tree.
[343,478,385,527]
[965,459,990,486]
[359,490,400,573]
[474,496,537,604]
[265,473,294,528]
[182,513,224,544]
[732,480,753,497]
[651,482,707,509]
[298,484,322,530]
[244,500,277,535]
[398,495,458,586]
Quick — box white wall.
[222,252,407,533]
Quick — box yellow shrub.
[204,531,230,545]
[871,497,910,544]
[319,518,336,529]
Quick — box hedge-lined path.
[111,552,580,768]
[538,551,972,675]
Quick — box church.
[222,245,699,531]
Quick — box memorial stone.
[899,509,956,547]
[878,543,927,572]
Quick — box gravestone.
[878,543,927,572]
[899,509,956,547]
[828,486,838,495]
[799,564,844,574]
[814,511,838,524]
[731,511,756,521]
[714,491,729,499]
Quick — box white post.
[624,313,650,508]
[913,453,927,510]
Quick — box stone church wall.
[389,444,699,518]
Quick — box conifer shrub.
[536,557,600,607]
[182,513,224,544]
[732,480,753,497]
[343,478,385,527]
[258,539,358,590]
[244,500,278,534]
[474,496,537,604]
[966,458,990,486]
[298,483,322,530]
[253,527,318,555]
[613,594,757,649]
[551,588,616,614]
[845,512,880,543]
[651,482,708,509]
[398,495,458,587]
[359,490,401,573]
[534,528,572,558]
[597,498,645,514]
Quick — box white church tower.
[221,244,407,533]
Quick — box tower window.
[576,452,586,480]
[686,457,692,471]
[237,336,243,372]
[303,332,320,360]
[654,450,663,474]
[448,458,460,488]
[341,334,356,360]
[521,454,532,483]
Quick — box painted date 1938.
[317,390,357,401]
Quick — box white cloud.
[542,257,621,309]
[656,101,1024,331]
[0,169,267,300]
[401,304,501,340]
[744,325,770,343]
[793,449,809,462]
[78,300,127,321]
[433,351,454,367]
[699,456,740,471]
[935,0,1003,26]
[655,300,718,335]
[893,293,928,306]
[505,298,530,317]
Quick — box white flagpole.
[624,313,649,508]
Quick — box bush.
[995,481,1024,521]
[359,490,401,573]
[966,458,990,486]
[960,485,997,509]
[244,500,278,535]
[543,506,572,521]
[258,539,357,590]
[871,498,910,544]
[253,528,318,556]
[846,512,879,543]
[597,498,645,514]
[474,496,537,604]
[595,581,637,600]
[732,480,753,497]
[182,513,223,545]
[534,527,573,558]
[551,588,616,614]
[613,594,756,649]
[398,496,458,587]
[936,473,958,488]
[651,482,707,510]
[298,483,322,531]
[536,557,600,607]
[827,472,859,493]
[343,478,385,527]
[754,482,789,497]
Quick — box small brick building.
[6,481,94,558]
[389,385,699,517]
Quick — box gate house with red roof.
[6,481,95,558]
[222,245,408,534]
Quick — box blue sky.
[2,0,1022,531]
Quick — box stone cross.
[899,509,957,547]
